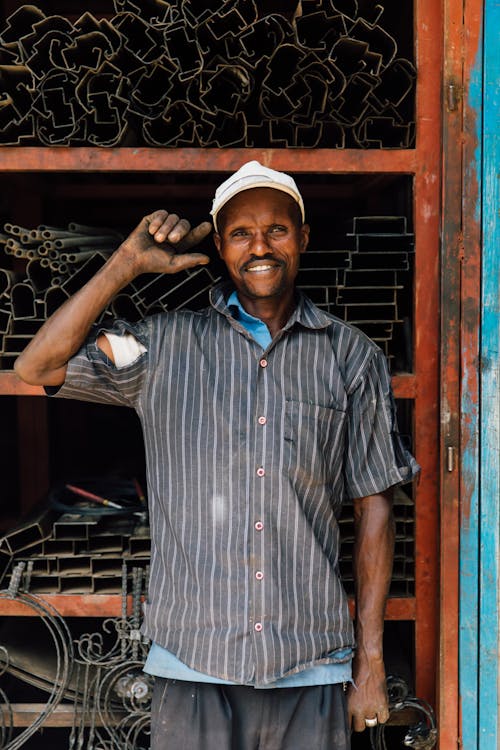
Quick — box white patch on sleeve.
[103,332,147,369]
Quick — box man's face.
[213,187,309,304]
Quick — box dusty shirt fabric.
[48,282,419,687]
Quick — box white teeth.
[247,264,275,272]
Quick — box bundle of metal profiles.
[297,215,414,372]
[0,1,415,148]
[0,222,222,370]
[0,216,413,370]
[1,513,151,595]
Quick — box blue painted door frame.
[461,0,500,747]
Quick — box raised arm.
[348,488,395,732]
[14,211,212,386]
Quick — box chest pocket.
[284,400,346,464]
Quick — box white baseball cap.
[210,160,305,231]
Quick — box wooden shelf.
[0,594,416,619]
[0,147,418,174]
[0,372,417,397]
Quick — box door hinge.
[446,445,456,472]
[446,81,462,112]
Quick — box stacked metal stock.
[0,1,416,148]
[0,222,220,369]
[298,215,414,371]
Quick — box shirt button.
[254,622,263,632]
[258,416,267,425]
[255,521,264,531]
[255,571,264,580]
[256,467,265,477]
[259,358,268,368]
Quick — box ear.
[213,232,222,258]
[299,224,310,254]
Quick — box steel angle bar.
[162,22,203,82]
[142,101,200,146]
[10,283,37,320]
[296,11,347,51]
[111,12,164,64]
[0,66,35,132]
[33,70,86,145]
[128,57,179,119]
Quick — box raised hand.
[120,210,213,276]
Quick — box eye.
[231,229,249,238]
[269,225,287,234]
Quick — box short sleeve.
[343,349,420,499]
[44,318,151,409]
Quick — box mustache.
[240,254,284,272]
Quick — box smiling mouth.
[245,263,281,273]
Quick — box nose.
[249,230,271,256]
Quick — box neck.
[236,289,296,338]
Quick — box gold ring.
[365,717,378,728]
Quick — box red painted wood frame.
[0,0,443,717]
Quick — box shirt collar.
[209,281,332,332]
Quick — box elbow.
[14,353,39,385]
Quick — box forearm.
[348,489,395,730]
[14,249,134,386]
[353,490,394,659]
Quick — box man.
[15,161,419,749]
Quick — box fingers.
[146,211,191,244]
[146,212,213,250]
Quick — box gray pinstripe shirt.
[51,282,418,687]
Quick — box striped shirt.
[50,281,419,687]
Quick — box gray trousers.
[150,678,350,750]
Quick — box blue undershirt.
[143,291,353,686]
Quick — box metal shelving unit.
[0,0,444,741]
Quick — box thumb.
[168,253,210,271]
